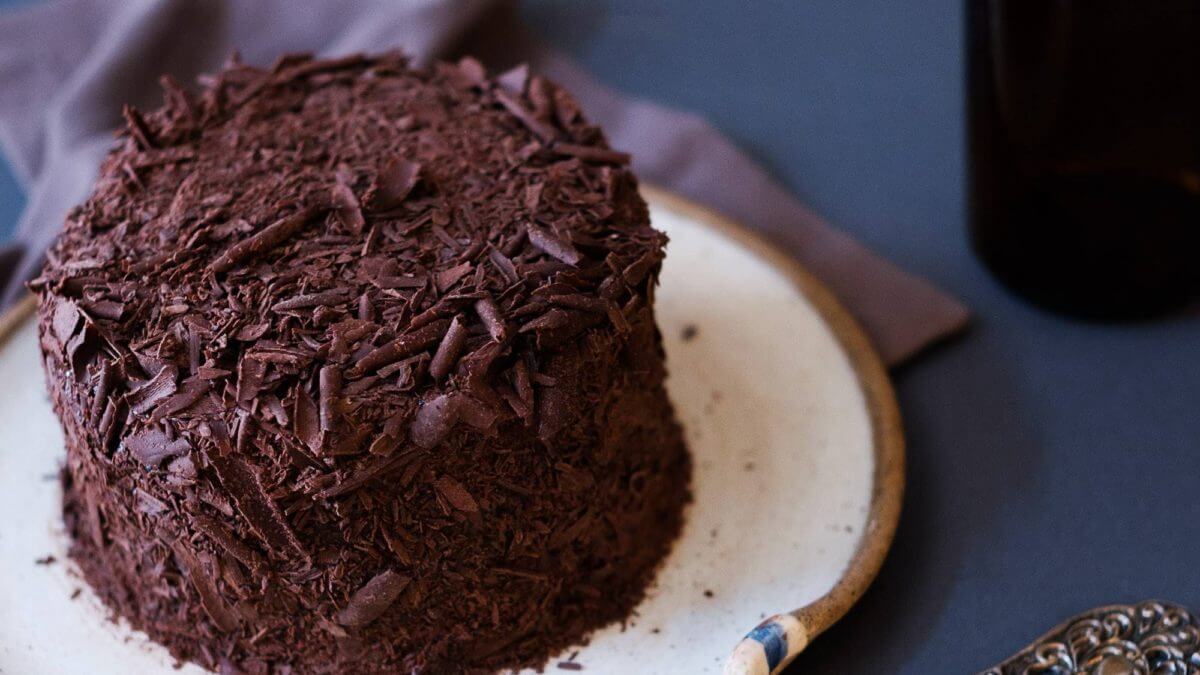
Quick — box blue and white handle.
[724,614,808,675]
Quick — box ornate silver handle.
[981,601,1200,674]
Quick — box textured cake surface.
[33,51,689,673]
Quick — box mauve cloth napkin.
[0,0,968,365]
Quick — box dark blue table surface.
[4,1,1200,673]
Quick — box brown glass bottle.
[967,0,1200,318]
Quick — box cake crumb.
[681,324,698,341]
[703,589,715,598]
[34,555,56,565]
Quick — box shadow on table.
[786,323,1044,674]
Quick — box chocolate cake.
[32,51,690,673]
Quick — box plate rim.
[642,185,905,662]
[0,185,903,671]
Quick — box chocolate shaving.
[80,299,125,321]
[234,322,270,341]
[473,296,508,342]
[318,364,342,432]
[622,250,661,287]
[271,289,351,312]
[331,181,366,235]
[50,299,81,347]
[207,453,306,557]
[456,56,487,87]
[171,542,240,633]
[210,206,320,275]
[495,63,529,95]
[293,386,321,452]
[547,294,609,314]
[124,428,191,466]
[428,315,468,381]
[410,394,459,448]
[526,223,582,265]
[316,453,409,500]
[494,89,558,143]
[127,366,178,416]
[337,569,410,627]
[365,158,421,210]
[348,318,449,377]
[122,105,158,150]
[150,377,210,421]
[435,261,473,292]
[191,514,265,572]
[434,476,479,513]
[488,248,520,283]
[134,488,170,515]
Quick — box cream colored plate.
[0,188,902,675]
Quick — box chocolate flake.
[122,104,159,150]
[172,541,240,633]
[316,452,408,500]
[473,296,508,342]
[271,289,351,312]
[488,248,519,283]
[428,314,468,381]
[124,428,191,466]
[207,454,306,557]
[365,158,421,210]
[210,206,320,275]
[410,394,459,448]
[318,364,342,432]
[331,180,365,235]
[348,318,449,377]
[495,89,557,143]
[526,223,582,265]
[495,63,529,95]
[434,475,479,513]
[127,366,179,416]
[191,514,265,572]
[337,569,410,627]
[293,386,321,452]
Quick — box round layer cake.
[33,52,690,673]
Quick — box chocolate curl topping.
[210,206,321,275]
[348,319,450,378]
[526,223,582,265]
[366,157,422,210]
[337,569,410,627]
[428,315,468,381]
[474,296,508,342]
[208,453,307,558]
[122,104,158,150]
[318,364,342,432]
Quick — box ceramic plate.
[0,188,903,675]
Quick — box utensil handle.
[723,614,808,675]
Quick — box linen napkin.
[0,0,969,365]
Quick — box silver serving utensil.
[981,601,1200,674]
